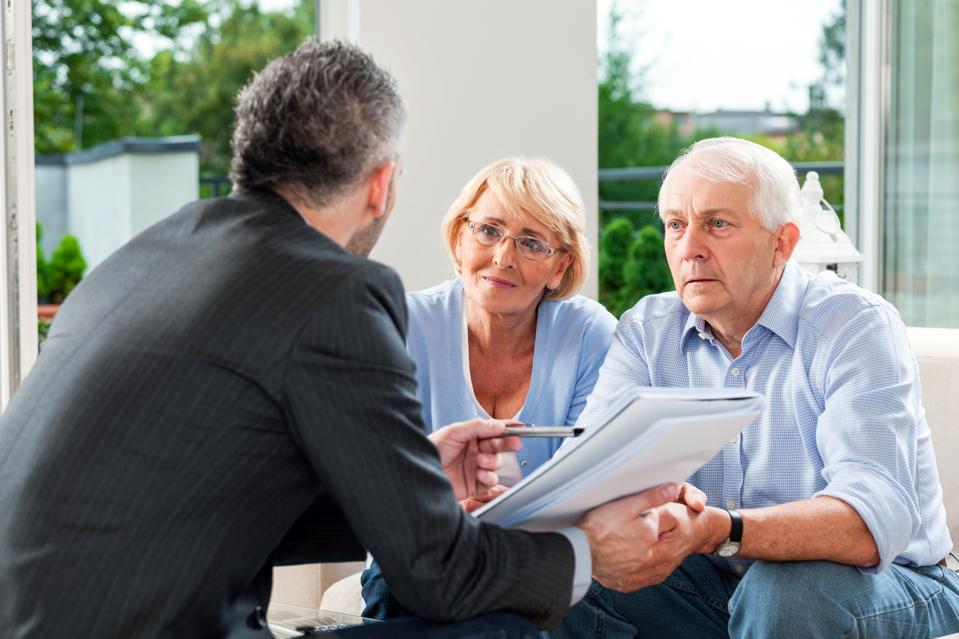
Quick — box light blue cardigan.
[405,278,617,476]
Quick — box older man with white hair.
[553,137,959,637]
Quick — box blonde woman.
[363,157,616,618]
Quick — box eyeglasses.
[466,221,558,261]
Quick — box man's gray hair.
[230,39,405,207]
[657,137,802,231]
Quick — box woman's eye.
[520,237,546,253]
[479,225,501,238]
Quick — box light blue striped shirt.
[578,260,952,573]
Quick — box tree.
[140,0,314,175]
[619,225,673,316]
[31,0,208,153]
[598,217,634,312]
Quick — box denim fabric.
[547,555,959,638]
[360,561,413,620]
[325,611,539,638]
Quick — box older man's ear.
[774,221,801,267]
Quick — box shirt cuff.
[557,527,592,605]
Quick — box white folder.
[473,387,765,531]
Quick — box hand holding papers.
[473,388,764,531]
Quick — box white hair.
[657,137,802,231]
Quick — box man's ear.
[366,162,396,218]
[774,221,801,267]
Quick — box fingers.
[474,452,502,472]
[475,469,498,487]
[619,483,679,517]
[477,435,522,454]
[676,482,707,512]
[458,485,509,512]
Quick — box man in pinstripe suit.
[0,40,674,638]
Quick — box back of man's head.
[230,39,405,208]
[658,137,801,231]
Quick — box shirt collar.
[680,259,805,352]
[754,260,804,350]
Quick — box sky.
[598,0,845,113]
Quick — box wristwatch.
[713,508,743,557]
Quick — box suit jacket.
[0,189,574,638]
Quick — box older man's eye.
[711,219,729,229]
[666,220,683,231]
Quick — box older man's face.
[661,165,788,330]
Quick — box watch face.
[717,542,740,557]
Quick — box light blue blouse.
[405,278,617,477]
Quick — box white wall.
[129,152,199,236]
[68,155,133,270]
[35,164,68,256]
[324,0,599,297]
[67,150,199,270]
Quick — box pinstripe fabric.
[578,260,952,575]
[0,189,574,638]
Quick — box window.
[881,1,959,327]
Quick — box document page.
[473,387,764,531]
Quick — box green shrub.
[46,235,87,304]
[36,222,49,301]
[615,224,673,316]
[598,217,635,312]
[36,221,87,304]
[599,219,675,317]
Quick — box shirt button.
[730,367,740,377]
[698,332,706,340]
[735,564,745,575]
[520,459,529,468]
[726,499,736,509]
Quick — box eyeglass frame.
[465,220,561,260]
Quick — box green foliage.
[46,236,87,304]
[140,0,315,175]
[35,222,49,300]
[598,217,634,297]
[598,218,673,317]
[32,0,313,176]
[38,320,51,343]
[620,225,673,313]
[36,222,87,304]
[32,0,209,153]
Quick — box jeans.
[549,554,959,638]
[360,561,413,620]
[355,562,538,638]
[323,611,540,638]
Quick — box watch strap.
[727,508,743,543]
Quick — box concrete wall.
[323,0,600,297]
[67,154,133,270]
[34,163,68,257]
[34,137,200,270]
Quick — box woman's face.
[457,189,572,320]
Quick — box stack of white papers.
[474,387,764,531]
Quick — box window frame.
[1,0,38,411]
[844,0,892,293]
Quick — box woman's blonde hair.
[441,157,589,300]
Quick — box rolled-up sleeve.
[811,304,924,572]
